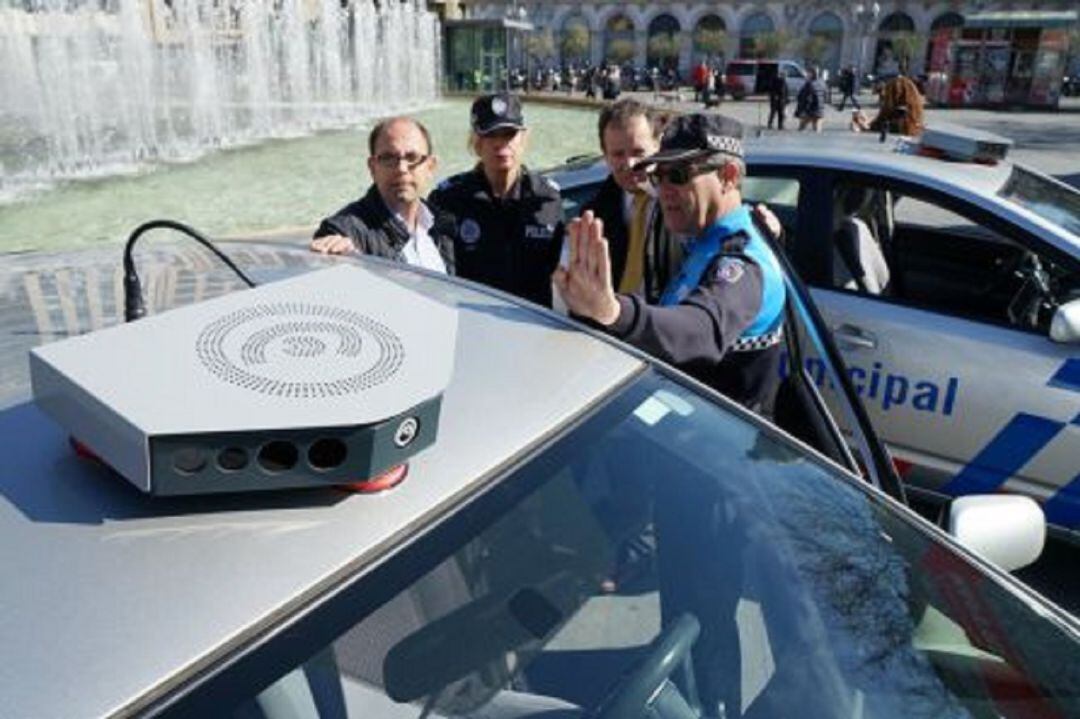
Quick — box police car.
[1,240,1076,717]
[550,124,1080,541]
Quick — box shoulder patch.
[716,257,746,284]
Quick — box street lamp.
[853,2,880,88]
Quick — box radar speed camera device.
[29,265,457,496]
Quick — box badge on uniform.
[524,223,553,240]
[716,257,745,284]
[460,218,482,247]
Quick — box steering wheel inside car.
[593,613,702,719]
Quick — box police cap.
[636,113,744,167]
[470,93,526,135]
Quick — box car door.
[802,172,1080,530]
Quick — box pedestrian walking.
[796,68,826,133]
[836,65,860,111]
[767,72,789,130]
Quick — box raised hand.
[552,211,621,326]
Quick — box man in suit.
[579,99,680,304]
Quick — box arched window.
[926,13,963,67]
[807,12,843,74]
[604,14,636,65]
[561,14,590,65]
[739,12,775,58]
[878,12,915,33]
[875,12,916,76]
[646,14,681,70]
[930,12,963,31]
[693,14,727,63]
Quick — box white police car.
[551,124,1080,541]
[0,240,1074,718]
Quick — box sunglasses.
[646,163,718,187]
[373,152,429,170]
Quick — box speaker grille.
[196,302,403,397]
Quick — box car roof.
[0,244,644,717]
[746,132,1080,251]
[745,132,1014,197]
[543,132,1078,253]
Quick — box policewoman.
[430,93,564,308]
[554,113,786,414]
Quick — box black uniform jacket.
[607,232,782,412]
[430,165,564,308]
[314,185,457,274]
[581,175,678,304]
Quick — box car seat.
[832,187,891,295]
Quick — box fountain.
[0,0,441,201]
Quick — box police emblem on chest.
[460,218,482,248]
[524,223,554,241]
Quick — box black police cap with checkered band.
[636,113,744,167]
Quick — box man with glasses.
[311,116,455,273]
[430,93,564,308]
[554,113,786,413]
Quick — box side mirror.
[1050,297,1080,343]
[947,495,1045,572]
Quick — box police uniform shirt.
[430,165,564,308]
[606,205,786,411]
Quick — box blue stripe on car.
[1044,472,1080,529]
[942,413,1065,496]
[1048,358,1080,393]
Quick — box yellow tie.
[619,192,650,294]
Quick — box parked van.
[725,59,807,99]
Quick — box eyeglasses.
[373,152,429,169]
[646,163,717,187]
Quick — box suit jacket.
[581,175,679,304]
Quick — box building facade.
[462,1,1077,77]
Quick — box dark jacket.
[768,74,789,106]
[796,80,826,119]
[581,175,679,304]
[606,218,784,413]
[430,165,564,308]
[313,185,456,273]
[839,68,856,95]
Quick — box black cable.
[123,219,257,322]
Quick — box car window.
[214,372,1080,719]
[560,181,600,220]
[823,181,1080,334]
[999,166,1080,237]
[743,176,800,248]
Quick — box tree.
[754,31,791,59]
[694,27,727,60]
[527,29,555,62]
[647,33,681,65]
[606,38,635,65]
[889,32,921,74]
[802,35,830,68]
[561,25,590,63]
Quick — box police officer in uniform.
[429,93,564,308]
[554,113,786,414]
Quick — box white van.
[724,58,807,99]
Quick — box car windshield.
[999,166,1080,237]
[222,372,1080,719]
